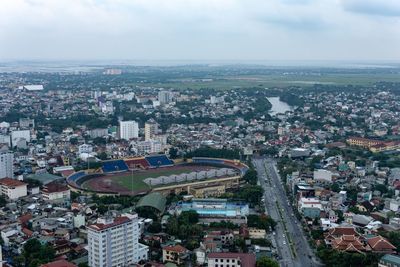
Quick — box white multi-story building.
[78,144,93,154]
[158,91,173,105]
[11,130,30,147]
[0,178,27,199]
[131,140,162,155]
[87,213,148,267]
[0,151,13,179]
[144,119,158,141]
[119,121,139,140]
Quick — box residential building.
[162,244,188,265]
[11,130,30,146]
[87,213,148,267]
[19,118,35,129]
[0,151,13,178]
[207,252,256,267]
[119,120,139,140]
[145,119,158,141]
[158,91,173,105]
[0,178,27,199]
[42,182,71,201]
[78,144,93,154]
[298,198,322,219]
[40,260,77,267]
[313,169,333,183]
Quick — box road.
[253,157,322,267]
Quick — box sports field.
[81,165,216,195]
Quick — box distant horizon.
[1,59,400,68]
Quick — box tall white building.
[87,213,148,267]
[119,121,139,140]
[144,119,158,141]
[0,151,13,179]
[158,91,173,105]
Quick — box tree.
[179,210,199,225]
[22,238,55,266]
[0,196,6,207]
[331,183,340,193]
[169,147,179,159]
[256,256,279,267]
[147,221,162,233]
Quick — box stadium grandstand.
[192,157,248,175]
[145,155,174,168]
[66,171,86,187]
[101,159,129,173]
[124,157,150,170]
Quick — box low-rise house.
[162,244,188,265]
[42,182,70,202]
[298,197,322,219]
[248,228,267,239]
[207,252,256,267]
[40,260,77,267]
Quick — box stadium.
[66,156,249,196]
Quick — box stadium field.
[81,165,215,194]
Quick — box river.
[267,97,293,115]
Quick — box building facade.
[119,121,139,140]
[0,178,27,199]
[0,151,13,179]
[144,119,158,141]
[87,213,148,267]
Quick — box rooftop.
[87,216,131,231]
[0,178,27,187]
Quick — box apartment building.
[87,213,148,267]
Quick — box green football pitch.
[113,167,203,190]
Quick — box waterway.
[267,97,293,115]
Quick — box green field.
[114,167,202,190]
[128,73,400,90]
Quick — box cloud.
[0,0,399,61]
[342,0,400,17]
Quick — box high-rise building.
[144,119,158,141]
[87,213,148,267]
[0,151,13,179]
[158,91,173,105]
[119,121,139,140]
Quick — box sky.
[0,0,399,62]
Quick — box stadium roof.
[27,173,63,185]
[136,192,167,213]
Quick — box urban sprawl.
[1,66,400,267]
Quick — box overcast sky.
[0,0,399,62]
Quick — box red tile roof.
[163,244,187,253]
[42,182,69,193]
[40,260,77,267]
[0,178,27,187]
[18,213,32,225]
[367,236,396,252]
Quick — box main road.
[253,157,322,267]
